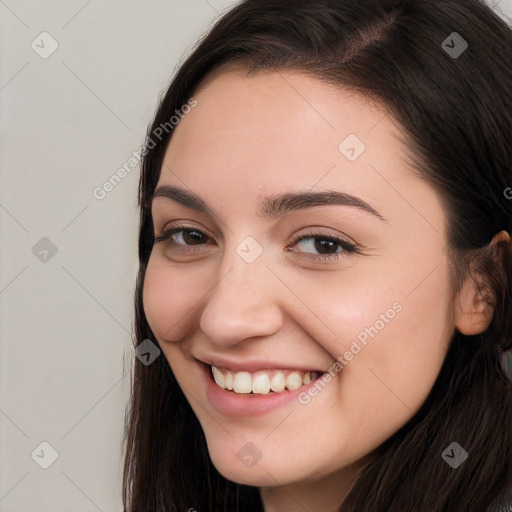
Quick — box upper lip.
[196,354,325,373]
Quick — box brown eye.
[288,231,360,263]
[175,229,208,245]
[154,227,213,248]
[296,236,344,255]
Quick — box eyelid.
[157,220,216,240]
[288,225,359,246]
[285,229,361,260]
[154,223,362,264]
[154,224,215,248]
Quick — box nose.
[198,254,285,347]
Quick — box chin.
[206,443,313,488]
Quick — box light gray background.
[1,1,511,510]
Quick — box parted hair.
[123,1,512,510]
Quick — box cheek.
[298,253,452,394]
[291,263,453,462]
[314,240,453,372]
[142,254,207,342]
[327,276,451,371]
[324,261,452,428]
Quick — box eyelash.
[154,225,360,263]
[288,230,359,261]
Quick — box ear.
[454,276,494,335]
[454,230,510,336]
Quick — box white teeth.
[233,371,252,394]
[211,365,320,395]
[270,371,286,392]
[286,372,302,390]
[212,366,225,387]
[224,371,233,390]
[252,373,271,394]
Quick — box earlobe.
[454,276,494,335]
[453,230,510,336]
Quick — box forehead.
[172,67,392,153]
[161,68,402,179]
[155,68,443,236]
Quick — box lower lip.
[199,362,324,417]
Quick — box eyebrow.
[151,185,386,221]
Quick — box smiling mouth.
[209,365,324,395]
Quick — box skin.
[142,66,495,512]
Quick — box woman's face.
[143,67,454,492]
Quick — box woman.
[122,0,512,510]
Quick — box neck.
[259,460,364,512]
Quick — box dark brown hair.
[122,1,512,510]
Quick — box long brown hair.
[122,1,512,510]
